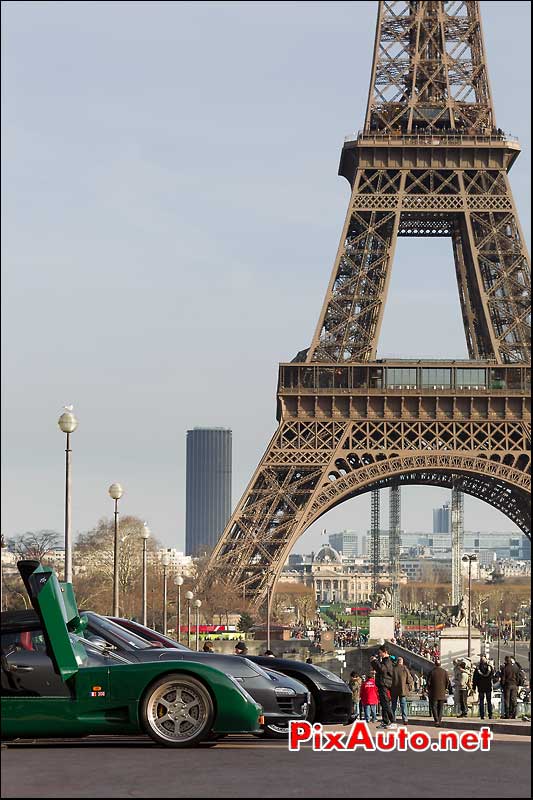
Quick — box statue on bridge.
[372,586,393,611]
[447,594,469,627]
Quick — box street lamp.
[141,523,150,626]
[58,407,78,583]
[462,553,477,658]
[185,591,194,648]
[266,569,274,652]
[161,553,170,635]
[513,612,518,661]
[194,599,202,651]
[108,483,124,616]
[174,575,184,643]
[497,609,503,670]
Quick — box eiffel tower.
[200,0,531,609]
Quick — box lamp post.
[497,610,503,670]
[108,483,124,616]
[185,591,194,648]
[461,553,477,659]
[174,575,184,643]
[58,408,78,583]
[141,523,150,626]
[161,553,170,635]
[194,599,202,651]
[266,570,274,652]
[513,612,518,661]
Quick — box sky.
[1,1,531,554]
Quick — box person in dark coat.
[391,656,413,725]
[473,656,494,720]
[370,646,395,728]
[501,655,520,719]
[427,658,450,726]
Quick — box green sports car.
[1,560,263,747]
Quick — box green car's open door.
[17,560,80,681]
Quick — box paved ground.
[2,723,530,798]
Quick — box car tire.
[141,673,215,748]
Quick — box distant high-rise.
[185,428,232,556]
[433,503,451,534]
[329,530,366,558]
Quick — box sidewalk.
[409,716,530,737]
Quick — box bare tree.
[9,530,61,562]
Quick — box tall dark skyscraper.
[433,503,451,534]
[185,428,232,556]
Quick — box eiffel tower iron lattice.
[199,1,531,610]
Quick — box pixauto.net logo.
[288,721,493,753]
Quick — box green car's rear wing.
[17,560,79,681]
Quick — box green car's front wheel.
[141,674,215,748]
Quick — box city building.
[155,548,194,576]
[433,503,451,534]
[185,428,232,556]
[328,530,367,558]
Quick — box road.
[2,724,530,798]
[488,640,530,668]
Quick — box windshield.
[84,614,157,650]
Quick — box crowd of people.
[395,631,440,661]
[347,645,529,728]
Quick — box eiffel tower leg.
[203,419,357,606]
[389,483,401,623]
[451,486,464,607]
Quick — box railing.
[278,362,531,394]
[344,130,520,147]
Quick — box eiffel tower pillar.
[389,484,401,622]
[451,486,465,606]
[371,488,381,594]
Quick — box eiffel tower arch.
[200,1,531,609]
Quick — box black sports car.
[109,616,352,725]
[246,655,352,725]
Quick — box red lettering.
[409,731,431,751]
[345,721,375,751]
[479,726,493,751]
[439,731,459,751]
[288,721,312,751]
[313,724,322,750]
[376,731,396,751]
[460,732,479,751]
[323,731,346,751]
[396,727,409,750]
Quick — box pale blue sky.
[2,1,531,551]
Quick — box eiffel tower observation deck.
[199,1,531,609]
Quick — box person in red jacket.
[360,670,379,723]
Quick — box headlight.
[274,687,296,696]
[313,666,346,685]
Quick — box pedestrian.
[234,641,248,656]
[473,656,494,720]
[391,656,413,725]
[453,658,470,717]
[348,671,363,719]
[427,658,451,727]
[305,657,313,664]
[264,649,275,657]
[501,655,520,719]
[360,670,379,723]
[370,646,395,729]
[202,641,214,652]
